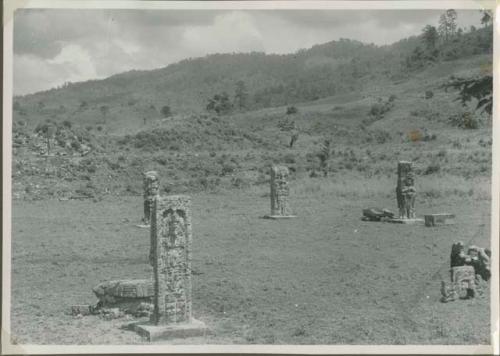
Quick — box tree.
[34,121,56,155]
[234,80,248,110]
[289,129,299,148]
[100,105,109,124]
[438,9,458,42]
[161,105,172,118]
[480,10,493,27]
[422,25,439,51]
[444,75,492,115]
[206,92,233,115]
[317,138,332,177]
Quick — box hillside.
[10,25,493,201]
[12,26,492,132]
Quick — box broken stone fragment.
[70,304,92,316]
[92,279,154,316]
[362,207,394,221]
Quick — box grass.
[9,50,493,346]
[9,179,491,345]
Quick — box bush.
[368,97,395,121]
[448,111,479,129]
[286,106,298,115]
[283,153,296,164]
[425,90,434,99]
[424,163,441,175]
[70,141,81,150]
[277,117,296,132]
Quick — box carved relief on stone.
[441,242,491,302]
[270,165,292,216]
[142,171,160,225]
[150,195,192,325]
[395,161,416,219]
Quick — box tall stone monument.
[134,195,208,341]
[265,165,296,219]
[389,161,422,224]
[139,171,160,227]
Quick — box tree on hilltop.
[438,9,458,42]
[100,105,109,125]
[480,10,493,27]
[161,105,172,118]
[234,80,248,111]
[422,25,439,52]
[206,92,233,115]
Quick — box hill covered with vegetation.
[11,11,493,200]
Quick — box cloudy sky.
[13,8,482,95]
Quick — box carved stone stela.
[142,171,160,225]
[133,195,208,341]
[388,161,422,224]
[266,165,296,219]
[151,195,192,324]
[396,161,416,219]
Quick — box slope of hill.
[12,26,492,133]
[10,24,493,201]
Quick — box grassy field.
[10,177,491,345]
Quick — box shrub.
[277,117,296,132]
[448,111,479,129]
[221,162,236,175]
[425,90,434,99]
[424,163,441,175]
[283,153,296,164]
[154,156,168,165]
[286,106,298,115]
[437,149,447,157]
[70,141,81,150]
[368,97,395,121]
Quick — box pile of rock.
[361,207,394,221]
[440,242,491,303]
[91,279,154,317]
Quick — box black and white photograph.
[2,0,499,353]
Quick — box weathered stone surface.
[132,318,209,341]
[424,213,455,227]
[441,242,490,302]
[151,195,193,324]
[131,194,207,340]
[92,279,154,315]
[268,165,295,218]
[441,266,476,302]
[449,242,491,280]
[93,279,154,300]
[395,161,416,219]
[362,207,394,221]
[71,305,93,316]
[142,171,160,225]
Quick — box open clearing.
[10,180,490,345]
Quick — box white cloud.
[48,44,98,81]
[181,11,265,56]
[12,9,484,95]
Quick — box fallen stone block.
[71,304,92,316]
[424,213,455,227]
[362,207,394,221]
[92,279,154,316]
